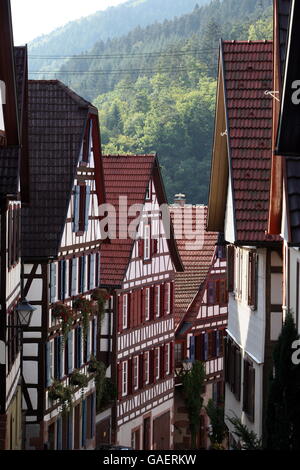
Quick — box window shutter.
[59,336,64,379]
[118,296,123,333]
[150,287,155,320]
[153,349,158,383]
[170,342,174,374]
[149,350,155,383]
[90,254,95,290]
[141,289,145,324]
[127,293,131,328]
[216,330,221,357]
[248,252,253,306]
[95,253,100,287]
[59,261,66,301]
[128,358,133,396]
[45,341,51,387]
[164,284,169,314]
[138,239,144,258]
[235,348,241,401]
[170,282,174,314]
[153,287,157,317]
[67,411,73,450]
[204,333,208,361]
[160,345,165,378]
[86,323,91,362]
[93,318,97,356]
[216,282,220,304]
[73,186,80,233]
[248,252,258,309]
[50,263,56,303]
[57,416,62,450]
[81,399,87,448]
[117,363,122,400]
[160,284,165,316]
[71,258,77,296]
[88,120,93,164]
[189,336,195,362]
[90,392,95,438]
[77,327,82,368]
[227,245,235,292]
[68,331,73,374]
[139,354,144,389]
[249,367,255,422]
[84,186,91,232]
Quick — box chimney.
[174,193,186,207]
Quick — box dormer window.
[80,119,93,165]
[73,185,91,234]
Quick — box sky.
[11,0,129,45]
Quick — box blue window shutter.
[93,319,97,356]
[56,416,62,450]
[71,258,77,296]
[204,333,208,361]
[68,331,73,374]
[78,327,82,367]
[216,330,220,357]
[86,323,91,362]
[45,342,51,387]
[68,411,73,450]
[84,186,91,232]
[73,186,80,233]
[90,254,95,290]
[54,337,59,379]
[60,261,66,301]
[189,336,195,362]
[50,263,56,303]
[82,399,87,447]
[80,256,86,293]
[59,336,64,379]
[91,393,95,438]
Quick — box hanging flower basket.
[70,370,89,388]
[91,288,110,302]
[48,381,74,413]
[51,303,74,345]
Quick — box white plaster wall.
[224,177,235,244]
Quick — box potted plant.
[70,370,89,388]
[48,380,73,413]
[73,297,97,342]
[91,288,110,332]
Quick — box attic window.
[73,185,91,234]
[80,119,93,164]
[0,80,6,145]
[145,184,151,201]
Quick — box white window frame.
[0,80,5,133]
[145,288,150,321]
[166,283,171,314]
[166,343,171,375]
[144,224,150,260]
[155,347,160,380]
[133,356,139,391]
[122,361,128,397]
[155,285,160,318]
[122,294,128,330]
[145,351,150,385]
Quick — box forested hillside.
[28,0,208,74]
[31,0,273,204]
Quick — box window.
[248,251,258,309]
[7,311,20,371]
[133,356,139,391]
[0,80,5,140]
[207,281,215,305]
[174,343,183,367]
[131,429,140,450]
[144,225,150,260]
[145,184,151,201]
[165,283,171,314]
[166,343,171,375]
[144,352,150,385]
[71,258,78,296]
[59,260,67,301]
[88,254,96,291]
[225,338,241,401]
[78,256,86,294]
[50,340,54,381]
[218,280,227,305]
[155,285,160,318]
[145,288,150,321]
[155,348,160,380]
[73,185,91,234]
[122,361,128,397]
[123,294,128,330]
[217,245,226,259]
[243,359,255,422]
[80,119,92,164]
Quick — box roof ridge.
[28,79,95,110]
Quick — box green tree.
[266,311,300,450]
[205,399,227,448]
[182,361,206,449]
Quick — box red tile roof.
[101,154,183,287]
[101,154,155,287]
[223,41,279,243]
[171,205,218,327]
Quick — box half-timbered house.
[21,80,106,450]
[98,154,183,450]
[0,0,29,450]
[207,40,283,445]
[171,201,227,449]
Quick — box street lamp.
[14,298,36,328]
[182,357,193,373]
